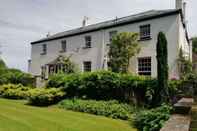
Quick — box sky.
[0,0,196,72]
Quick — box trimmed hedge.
[59,99,134,120]
[133,104,173,131]
[0,84,31,99]
[47,71,157,105]
[27,88,65,106]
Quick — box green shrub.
[0,68,34,86]
[59,99,134,120]
[133,104,173,131]
[27,88,65,106]
[0,84,31,99]
[47,71,157,105]
[6,69,35,87]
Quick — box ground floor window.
[48,64,66,75]
[138,57,151,76]
[83,61,91,72]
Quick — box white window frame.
[85,36,92,48]
[83,61,92,72]
[138,57,151,76]
[61,40,67,52]
[140,24,151,40]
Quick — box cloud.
[0,19,47,33]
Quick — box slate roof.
[31,9,182,44]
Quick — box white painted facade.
[29,8,191,86]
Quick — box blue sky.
[0,0,196,72]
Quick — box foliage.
[47,71,157,105]
[0,99,136,131]
[133,104,173,131]
[155,32,169,104]
[27,88,65,106]
[0,59,7,69]
[178,48,193,80]
[5,68,35,87]
[0,84,31,99]
[108,32,141,73]
[192,37,197,54]
[59,99,134,120]
[0,60,34,86]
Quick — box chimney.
[176,0,183,9]
[82,16,89,27]
[176,0,186,23]
[183,2,186,20]
[46,32,50,37]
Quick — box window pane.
[140,24,151,40]
[109,31,117,42]
[42,44,47,55]
[138,57,151,76]
[83,61,91,72]
[61,40,67,52]
[85,36,91,48]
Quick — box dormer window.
[140,24,151,40]
[85,36,91,48]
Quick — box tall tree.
[192,37,197,54]
[156,32,169,104]
[108,32,140,73]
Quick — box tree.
[178,48,192,80]
[192,37,197,54]
[108,32,141,73]
[155,32,169,104]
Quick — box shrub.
[6,69,35,87]
[27,88,65,106]
[59,99,134,120]
[47,71,157,105]
[133,104,173,131]
[0,84,31,99]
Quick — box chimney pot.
[176,0,183,9]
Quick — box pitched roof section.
[31,9,181,44]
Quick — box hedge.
[59,99,134,120]
[0,84,31,99]
[26,88,65,106]
[47,71,157,105]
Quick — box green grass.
[0,98,136,131]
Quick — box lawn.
[0,98,136,131]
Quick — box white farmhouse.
[29,0,192,86]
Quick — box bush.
[0,68,34,86]
[6,69,35,87]
[59,99,134,120]
[0,84,31,99]
[27,88,65,106]
[133,104,173,131]
[47,71,157,105]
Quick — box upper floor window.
[140,24,151,40]
[109,31,117,42]
[41,44,47,55]
[138,57,151,76]
[61,40,67,52]
[85,36,91,48]
[83,61,91,72]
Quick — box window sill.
[83,47,92,49]
[40,53,46,56]
[138,37,152,41]
[59,50,66,53]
